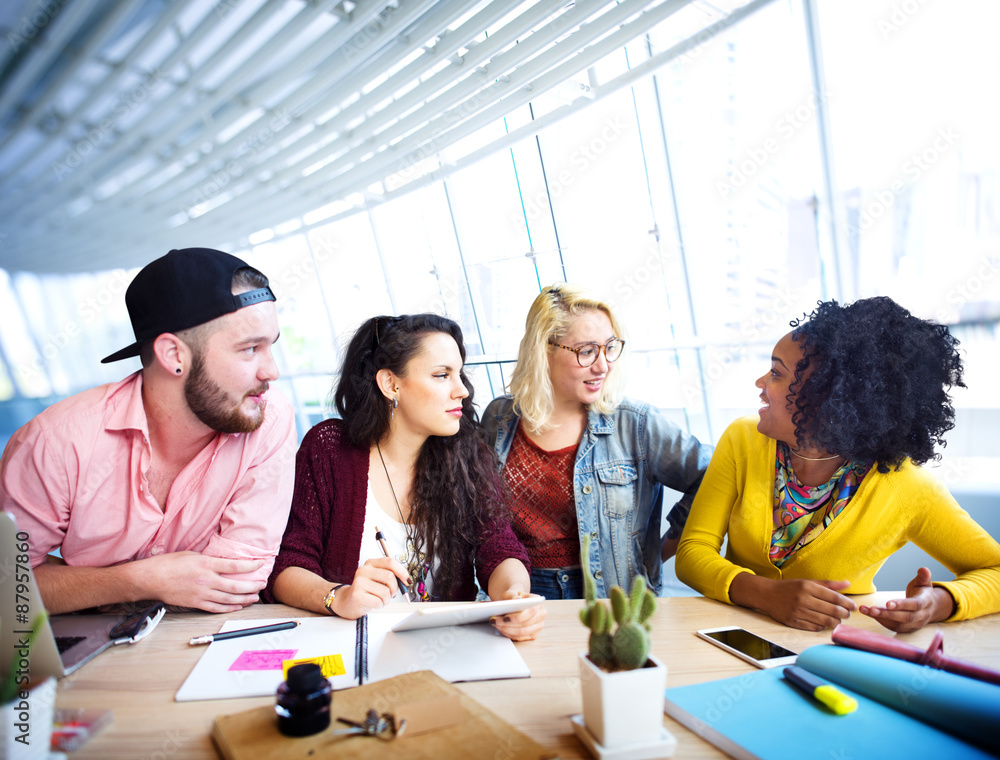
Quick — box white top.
[359,483,436,600]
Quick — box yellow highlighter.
[783,665,859,715]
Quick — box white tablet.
[390,596,546,632]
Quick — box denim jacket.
[482,395,712,596]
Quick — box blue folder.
[662,644,1000,760]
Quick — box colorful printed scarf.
[770,442,871,567]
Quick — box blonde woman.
[482,285,712,599]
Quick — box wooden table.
[57,593,1000,759]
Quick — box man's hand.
[859,567,955,633]
[34,552,266,613]
[132,552,266,612]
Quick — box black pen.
[375,525,411,603]
[188,620,299,646]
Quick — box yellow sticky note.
[282,654,346,679]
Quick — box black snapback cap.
[101,248,275,364]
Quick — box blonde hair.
[508,283,627,434]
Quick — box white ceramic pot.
[578,652,667,748]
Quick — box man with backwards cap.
[0,248,296,614]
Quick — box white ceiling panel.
[0,0,764,273]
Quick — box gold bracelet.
[322,583,346,615]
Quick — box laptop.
[0,511,163,679]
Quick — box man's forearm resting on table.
[34,551,267,614]
[34,561,150,614]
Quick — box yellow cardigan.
[675,417,1000,621]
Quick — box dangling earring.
[390,395,398,420]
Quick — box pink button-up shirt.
[0,372,296,585]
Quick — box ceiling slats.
[0,0,757,274]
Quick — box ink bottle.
[275,663,332,736]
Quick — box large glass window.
[818,0,1000,481]
[1,0,996,493]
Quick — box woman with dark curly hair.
[265,314,545,641]
[676,297,1000,633]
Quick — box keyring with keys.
[332,708,407,741]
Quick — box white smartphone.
[696,626,798,669]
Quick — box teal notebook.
[663,645,1000,760]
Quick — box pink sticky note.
[229,649,298,671]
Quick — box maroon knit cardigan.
[263,419,529,603]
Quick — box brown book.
[212,669,558,760]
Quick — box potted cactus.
[577,535,668,750]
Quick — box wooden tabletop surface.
[54,593,1000,759]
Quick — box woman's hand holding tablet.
[390,595,546,632]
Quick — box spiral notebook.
[175,611,531,701]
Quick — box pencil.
[188,620,299,646]
[374,525,411,602]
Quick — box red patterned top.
[503,422,580,568]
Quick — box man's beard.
[184,352,267,434]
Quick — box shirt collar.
[105,371,150,435]
[587,406,615,435]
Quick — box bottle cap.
[287,663,323,692]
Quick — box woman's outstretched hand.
[858,567,955,633]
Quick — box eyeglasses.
[549,338,625,367]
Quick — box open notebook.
[176,611,531,701]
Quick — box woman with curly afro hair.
[676,297,1000,633]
